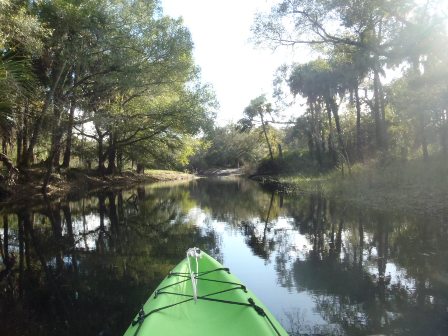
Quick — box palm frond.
[0,55,37,101]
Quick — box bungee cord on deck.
[131,249,281,336]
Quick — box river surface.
[1,177,447,336]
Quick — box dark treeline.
[0,0,216,191]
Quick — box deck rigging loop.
[132,269,281,336]
[186,247,202,302]
[130,249,283,336]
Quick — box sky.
[161,0,308,126]
[161,1,448,126]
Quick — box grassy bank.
[257,157,448,215]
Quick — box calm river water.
[1,177,447,335]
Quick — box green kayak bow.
[123,248,288,336]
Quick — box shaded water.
[1,177,447,336]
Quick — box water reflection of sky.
[68,214,109,250]
[173,179,448,336]
[3,178,443,336]
[189,206,334,331]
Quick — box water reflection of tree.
[187,178,288,261]
[241,192,277,260]
[188,177,284,224]
[1,180,448,336]
[281,195,448,336]
[0,186,221,336]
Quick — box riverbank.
[1,168,196,205]
[198,167,245,176]
[253,157,448,215]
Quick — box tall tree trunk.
[310,101,322,166]
[277,143,283,159]
[22,102,28,162]
[316,102,326,155]
[62,100,76,168]
[0,153,19,184]
[420,118,429,160]
[354,82,363,161]
[16,130,22,166]
[373,21,387,150]
[117,148,123,173]
[16,107,23,166]
[49,95,65,168]
[97,132,106,174]
[373,68,384,149]
[329,97,350,170]
[106,133,117,174]
[307,129,314,161]
[259,112,274,161]
[325,99,337,164]
[136,162,144,174]
[62,69,77,168]
[23,60,67,168]
[378,77,388,149]
[42,102,65,192]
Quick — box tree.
[240,95,276,161]
[288,59,351,168]
[252,0,418,151]
[0,0,47,181]
[189,124,269,170]
[0,0,218,194]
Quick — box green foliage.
[256,150,322,175]
[251,0,448,176]
[189,124,270,170]
[0,0,217,181]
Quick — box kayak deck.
[123,249,288,336]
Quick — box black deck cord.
[169,267,230,277]
[248,298,282,336]
[132,297,193,326]
[156,277,247,297]
[157,284,247,300]
[132,268,282,336]
[133,295,281,336]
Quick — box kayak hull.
[123,249,288,336]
